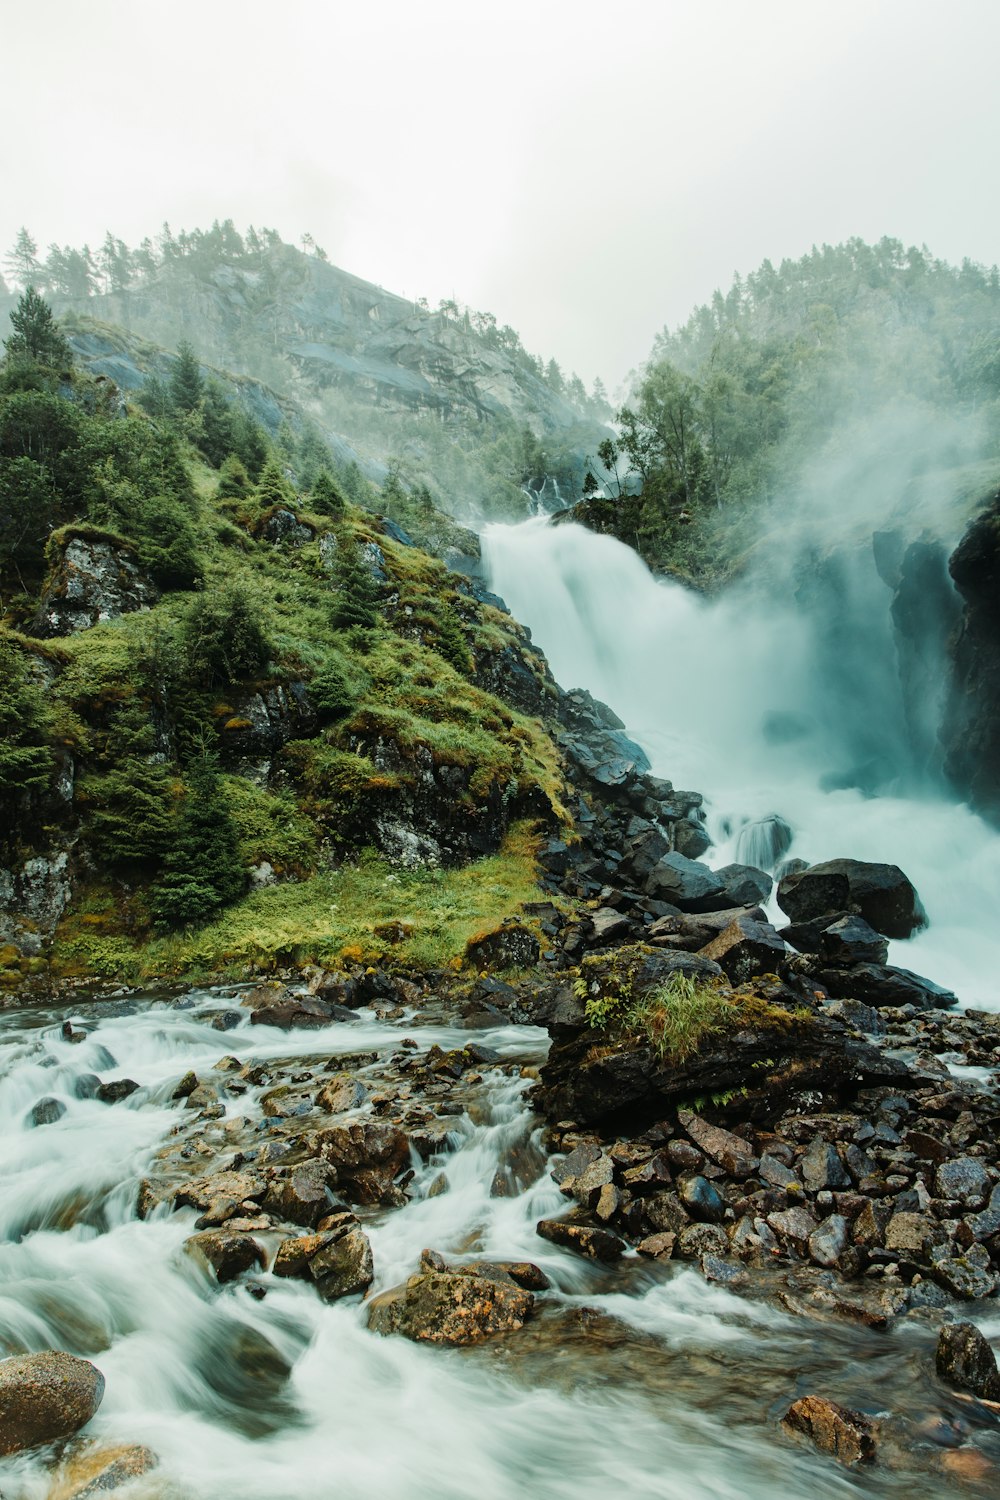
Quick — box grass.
[51,822,549,982]
[586,970,808,1063]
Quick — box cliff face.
[943,492,1000,821]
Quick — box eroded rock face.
[943,493,1000,822]
[0,1350,105,1456]
[36,536,158,636]
[368,1271,533,1344]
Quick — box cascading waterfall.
[482,517,1000,1009]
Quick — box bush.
[150,756,245,927]
[183,583,271,687]
[309,469,345,518]
[134,493,201,589]
[83,761,177,866]
[0,640,53,834]
[308,656,357,723]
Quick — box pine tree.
[3,229,39,288]
[150,756,245,927]
[254,458,295,509]
[168,340,204,413]
[309,469,345,517]
[434,604,471,673]
[0,641,53,835]
[3,287,73,370]
[330,533,379,630]
[217,454,251,500]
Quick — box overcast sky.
[2,0,998,390]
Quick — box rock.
[211,1009,243,1031]
[0,1351,105,1455]
[730,1215,780,1262]
[171,1070,198,1100]
[698,915,786,983]
[713,864,773,907]
[368,1272,533,1344]
[637,1232,676,1258]
[884,1212,934,1253]
[936,1321,1000,1401]
[96,1079,139,1104]
[700,1253,749,1287]
[645,853,727,912]
[816,964,957,1011]
[677,1175,727,1224]
[782,914,889,965]
[943,493,1000,821]
[777,858,924,938]
[250,994,335,1029]
[535,1219,625,1261]
[35,535,157,637]
[676,1223,728,1259]
[759,1155,801,1190]
[929,1242,998,1300]
[809,1214,850,1268]
[782,1395,875,1465]
[316,1076,369,1113]
[315,1121,410,1204]
[588,907,634,945]
[465,925,540,971]
[185,1230,266,1283]
[48,1443,158,1499]
[767,1206,819,1255]
[263,1160,335,1227]
[801,1138,851,1192]
[29,1096,66,1126]
[73,1074,101,1100]
[673,817,711,859]
[936,1156,992,1208]
[307,1226,374,1301]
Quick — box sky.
[2,0,999,392]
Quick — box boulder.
[368,1272,533,1344]
[535,1218,625,1261]
[714,864,773,907]
[29,1096,66,1126]
[816,964,957,1011]
[698,915,786,982]
[782,1395,875,1465]
[0,1351,105,1455]
[185,1230,266,1283]
[782,914,889,966]
[935,1156,992,1208]
[250,994,336,1029]
[96,1079,139,1104]
[936,1321,1000,1401]
[465,925,540,971]
[809,1214,850,1269]
[315,1121,410,1204]
[48,1443,158,1499]
[35,535,157,637]
[263,1160,335,1227]
[316,1076,369,1113]
[929,1242,998,1300]
[677,1109,758,1178]
[677,1175,727,1224]
[274,1219,374,1301]
[777,858,924,938]
[645,853,727,912]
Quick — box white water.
[0,992,948,1499]
[483,518,1000,1010]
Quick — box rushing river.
[1,991,997,1498]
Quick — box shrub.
[150,755,245,927]
[0,639,53,832]
[308,656,357,723]
[183,583,270,687]
[330,532,379,631]
[309,469,345,518]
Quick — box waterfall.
[482,517,1000,1009]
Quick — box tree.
[183,583,271,687]
[596,438,625,498]
[217,454,251,500]
[3,287,73,370]
[254,457,295,509]
[4,229,39,288]
[309,469,345,518]
[0,640,53,835]
[150,755,245,927]
[0,456,59,580]
[330,533,379,630]
[169,340,204,414]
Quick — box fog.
[2,0,1000,388]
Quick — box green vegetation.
[593,238,1000,580]
[0,290,570,980]
[585,969,803,1063]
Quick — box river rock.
[29,1096,66,1126]
[96,1079,139,1104]
[782,914,889,966]
[368,1271,533,1344]
[645,853,726,911]
[698,914,786,982]
[809,1213,850,1268]
[677,1175,727,1224]
[263,1160,335,1227]
[801,1138,851,1191]
[678,1110,758,1178]
[535,1218,625,1261]
[185,1230,267,1283]
[250,993,335,1029]
[465,925,540,971]
[48,1442,158,1499]
[308,1225,374,1300]
[935,1156,992,1208]
[782,1395,876,1465]
[713,864,773,907]
[0,1351,105,1455]
[316,1075,369,1113]
[936,1320,1000,1400]
[929,1242,998,1300]
[777,857,924,938]
[766,1205,818,1254]
[816,964,957,1011]
[315,1121,410,1204]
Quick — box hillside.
[1,224,612,523]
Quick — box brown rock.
[309,1227,374,1301]
[936,1320,1000,1400]
[535,1219,625,1261]
[185,1230,266,1283]
[782,1395,875,1466]
[678,1109,758,1178]
[0,1351,105,1456]
[637,1232,676,1258]
[368,1272,533,1344]
[48,1443,157,1499]
[316,1122,410,1204]
[263,1160,335,1227]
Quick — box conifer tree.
[150,755,245,926]
[168,340,204,413]
[217,454,251,499]
[0,641,53,835]
[309,469,345,518]
[330,532,379,630]
[2,287,73,370]
[3,229,39,288]
[254,458,295,509]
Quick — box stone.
[644,1192,690,1235]
[776,858,924,938]
[263,1160,335,1227]
[316,1122,410,1205]
[713,863,773,907]
[700,1253,749,1287]
[316,1076,369,1113]
[759,1155,801,1190]
[699,915,786,983]
[730,1215,780,1262]
[308,1227,374,1301]
[569,1155,615,1207]
[250,994,335,1029]
[782,1395,875,1465]
[185,1230,266,1283]
[929,1243,998,1300]
[29,1096,65,1126]
[852,1200,893,1248]
[0,1351,105,1456]
[535,1219,625,1261]
[935,1321,1000,1401]
[645,852,727,912]
[48,1443,158,1499]
[673,817,711,859]
[676,1223,728,1259]
[172,1070,198,1100]
[801,1138,851,1192]
[588,907,633,945]
[677,1175,727,1224]
[637,1232,676,1258]
[767,1206,819,1255]
[35,536,157,637]
[465,925,540,971]
[809,1214,850,1269]
[816,964,957,1011]
[885,1212,934,1253]
[679,1110,758,1178]
[368,1272,533,1344]
[936,1156,992,1208]
[96,1079,139,1104]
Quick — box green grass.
[586,971,806,1063]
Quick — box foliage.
[0,639,53,831]
[150,755,245,927]
[2,287,72,370]
[308,655,358,723]
[183,582,271,686]
[309,469,344,518]
[330,532,379,630]
[81,761,177,866]
[168,339,204,413]
[217,453,251,499]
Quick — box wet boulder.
[777,858,924,938]
[782,1395,875,1466]
[645,853,727,912]
[250,993,336,1029]
[273,1216,373,1301]
[28,1096,66,1126]
[678,1110,758,1178]
[263,1160,336,1227]
[677,1175,727,1224]
[698,914,786,982]
[368,1271,533,1344]
[48,1443,158,1499]
[465,925,540,971]
[816,964,956,1010]
[96,1078,140,1104]
[316,1076,369,1113]
[936,1321,1000,1401]
[935,1156,993,1209]
[185,1230,267,1283]
[315,1121,410,1205]
[781,913,889,966]
[0,1351,105,1455]
[714,864,773,907]
[535,1218,625,1261]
